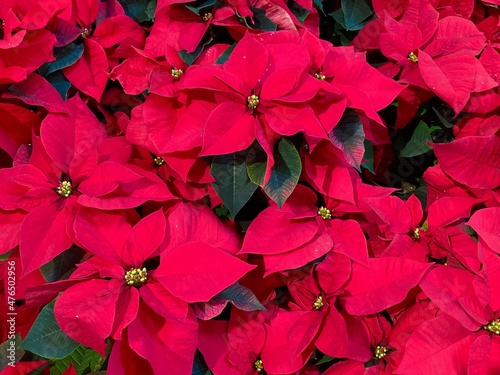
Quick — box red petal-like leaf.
[157,241,255,302]
[343,257,431,315]
[241,209,318,255]
[395,314,475,375]
[54,279,121,356]
[288,311,322,360]
[164,203,240,255]
[20,204,73,275]
[3,73,67,113]
[261,310,315,374]
[128,303,198,375]
[328,219,369,265]
[64,39,109,101]
[432,135,500,190]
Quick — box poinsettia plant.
[0,0,499,374]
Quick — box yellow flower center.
[374,345,388,359]
[57,181,72,198]
[313,295,324,310]
[171,67,183,79]
[412,228,420,241]
[125,267,148,287]
[314,72,326,80]
[247,94,259,109]
[408,52,418,62]
[254,359,263,372]
[318,206,331,220]
[154,156,165,166]
[81,28,91,38]
[485,319,500,335]
[202,12,213,22]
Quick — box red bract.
[156,203,254,300]
[0,4,56,84]
[432,135,500,189]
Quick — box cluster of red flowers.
[0,0,499,374]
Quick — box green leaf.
[120,0,156,22]
[20,300,79,359]
[288,0,310,23]
[215,43,236,64]
[40,245,86,282]
[263,139,302,209]
[211,150,258,217]
[192,350,212,375]
[145,0,157,19]
[330,8,346,29]
[329,108,365,171]
[46,71,71,100]
[0,335,23,371]
[341,0,373,31]
[246,143,267,186]
[39,43,84,77]
[250,7,277,31]
[217,282,266,311]
[50,345,104,375]
[214,205,232,220]
[362,139,375,173]
[399,121,433,157]
[314,0,325,14]
[316,355,334,365]
[0,251,11,261]
[178,36,213,66]
[186,0,217,15]
[432,107,454,128]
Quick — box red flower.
[54,209,198,373]
[0,96,173,274]
[181,32,345,165]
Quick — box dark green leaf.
[178,36,213,66]
[314,0,325,14]
[288,0,310,23]
[263,139,302,209]
[330,8,346,29]
[50,345,104,375]
[362,139,375,173]
[316,355,334,365]
[215,43,236,64]
[217,282,266,311]
[399,121,433,157]
[186,0,217,15]
[46,71,71,100]
[341,0,373,31]
[192,350,212,375]
[0,251,11,261]
[250,7,277,31]
[246,143,267,186]
[0,335,23,371]
[20,300,79,359]
[432,107,454,128]
[211,150,258,217]
[40,245,86,282]
[120,0,156,22]
[329,108,365,171]
[214,205,232,220]
[39,43,84,77]
[145,0,157,19]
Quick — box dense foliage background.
[0,0,499,374]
